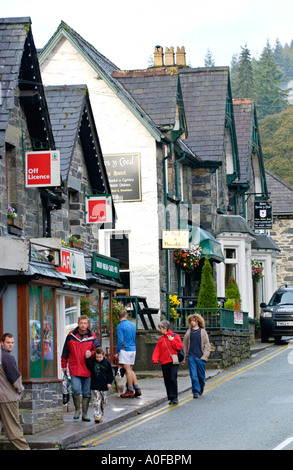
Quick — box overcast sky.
[2,0,293,70]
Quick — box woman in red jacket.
[152,320,183,405]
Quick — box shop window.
[29,285,55,379]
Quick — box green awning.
[190,226,224,263]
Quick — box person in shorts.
[115,310,141,398]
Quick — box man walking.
[62,315,100,421]
[115,310,141,398]
[0,333,30,450]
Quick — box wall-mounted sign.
[85,195,112,224]
[92,252,120,279]
[234,311,243,325]
[162,230,189,249]
[56,248,86,279]
[25,150,60,187]
[103,153,141,202]
[254,201,272,229]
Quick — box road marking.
[81,344,289,448]
[273,436,293,450]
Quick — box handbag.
[62,372,70,405]
[172,334,185,363]
[163,337,179,365]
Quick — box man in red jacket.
[61,315,100,421]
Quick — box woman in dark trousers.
[152,320,183,405]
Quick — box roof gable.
[265,169,293,216]
[39,21,164,142]
[0,17,54,154]
[44,85,111,195]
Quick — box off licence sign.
[25,150,60,187]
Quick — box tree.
[233,44,255,99]
[196,258,218,311]
[204,48,215,67]
[225,276,241,311]
[253,40,289,119]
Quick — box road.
[74,341,293,451]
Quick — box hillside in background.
[258,106,293,187]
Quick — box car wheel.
[274,336,283,344]
[261,331,269,343]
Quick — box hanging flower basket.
[252,260,263,282]
[173,245,202,274]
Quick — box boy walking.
[85,347,114,423]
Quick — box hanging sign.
[254,201,272,229]
[103,153,141,202]
[92,252,120,279]
[85,195,112,224]
[25,150,60,187]
[56,248,86,279]
[162,230,189,249]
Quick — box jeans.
[188,356,206,395]
[71,376,91,398]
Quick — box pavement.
[0,339,272,450]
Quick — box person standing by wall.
[0,333,30,450]
[61,315,100,421]
[152,320,183,405]
[115,310,141,398]
[182,313,210,398]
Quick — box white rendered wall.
[40,38,161,310]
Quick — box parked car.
[260,285,293,343]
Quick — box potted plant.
[7,206,23,230]
[173,245,201,274]
[69,235,84,249]
[169,294,180,321]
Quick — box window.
[29,285,55,379]
[224,248,238,287]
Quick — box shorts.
[118,350,136,365]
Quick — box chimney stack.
[176,47,186,66]
[154,46,164,67]
[165,46,175,66]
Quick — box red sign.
[25,151,60,187]
[85,195,112,224]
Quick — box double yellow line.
[81,344,289,448]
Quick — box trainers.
[134,388,142,397]
[193,394,199,399]
[120,390,135,398]
[95,417,103,423]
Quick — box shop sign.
[104,153,141,202]
[85,195,112,224]
[162,230,189,249]
[57,248,86,279]
[254,201,272,229]
[92,252,120,279]
[25,150,61,187]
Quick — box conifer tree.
[196,258,218,311]
[204,48,215,67]
[233,44,255,99]
[253,40,288,119]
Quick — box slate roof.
[178,67,232,163]
[44,85,86,181]
[265,169,293,216]
[113,69,180,129]
[0,17,54,154]
[0,17,30,148]
[44,84,111,196]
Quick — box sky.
[2,0,293,70]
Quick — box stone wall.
[20,381,63,435]
[270,217,293,285]
[134,329,251,372]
